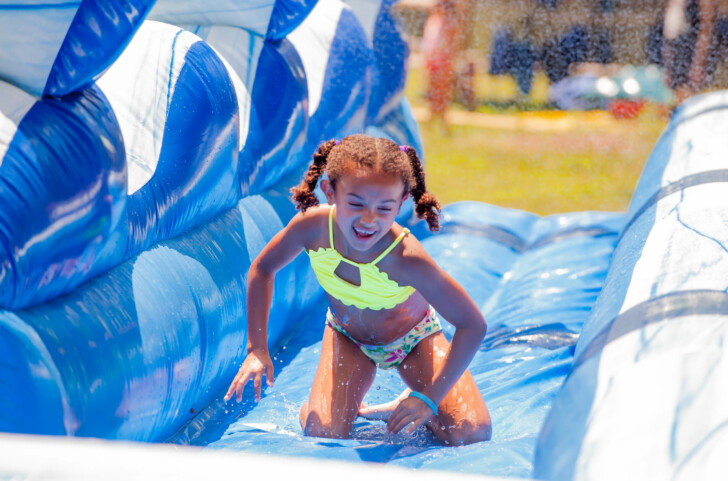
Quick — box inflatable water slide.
[0,1,726,479]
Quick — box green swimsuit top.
[306,205,416,310]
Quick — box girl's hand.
[386,396,436,435]
[224,349,275,403]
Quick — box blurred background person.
[662,0,716,104]
[421,0,469,125]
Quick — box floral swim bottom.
[325,307,442,370]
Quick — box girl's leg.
[397,332,491,445]
[300,325,377,439]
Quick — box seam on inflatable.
[664,103,728,138]
[618,169,728,244]
[528,227,618,251]
[438,222,526,253]
[438,221,619,254]
[572,289,728,371]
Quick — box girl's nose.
[361,209,376,225]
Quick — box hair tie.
[334,140,340,146]
[399,145,409,153]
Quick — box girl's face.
[321,168,407,253]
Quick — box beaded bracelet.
[408,391,438,415]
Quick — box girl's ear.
[320,179,335,204]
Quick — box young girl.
[224,134,491,445]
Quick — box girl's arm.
[408,252,486,404]
[224,210,314,403]
[387,241,487,431]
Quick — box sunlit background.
[392,0,727,214]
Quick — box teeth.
[354,226,374,236]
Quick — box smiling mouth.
[352,225,376,240]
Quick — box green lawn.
[406,67,669,215]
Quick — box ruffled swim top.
[306,205,415,310]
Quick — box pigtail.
[405,147,441,231]
[291,139,336,212]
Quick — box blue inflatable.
[0,0,155,97]
[0,81,126,309]
[1,0,727,479]
[535,91,728,481]
[0,0,421,440]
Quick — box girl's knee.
[299,401,309,429]
[302,416,352,439]
[300,402,352,439]
[441,420,492,446]
[461,421,492,445]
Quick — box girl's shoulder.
[380,224,430,266]
[290,204,331,250]
[294,203,331,222]
[376,227,440,290]
[380,230,450,291]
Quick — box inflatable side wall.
[0,1,156,97]
[0,0,418,441]
[534,92,728,480]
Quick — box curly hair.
[290,134,441,231]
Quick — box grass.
[405,65,669,215]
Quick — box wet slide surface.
[171,203,625,478]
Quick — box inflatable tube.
[344,0,408,124]
[365,96,425,156]
[244,38,309,193]
[148,0,278,37]
[534,91,728,480]
[97,21,241,254]
[288,0,371,147]
[172,25,307,195]
[0,0,154,97]
[0,433,513,481]
[0,0,414,443]
[147,0,317,41]
[0,188,320,441]
[0,20,247,310]
[182,25,261,154]
[0,80,126,310]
